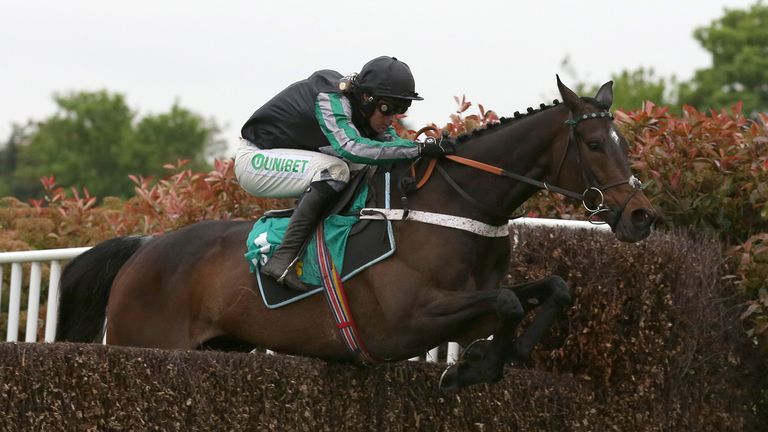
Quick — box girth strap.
[315,223,375,364]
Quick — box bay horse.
[55,77,655,389]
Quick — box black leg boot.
[260,181,340,291]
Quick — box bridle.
[426,110,645,227]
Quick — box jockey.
[235,56,455,292]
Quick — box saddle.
[246,167,396,308]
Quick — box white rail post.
[426,346,440,363]
[7,263,23,342]
[44,260,62,342]
[0,265,4,322]
[25,262,42,342]
[446,342,460,364]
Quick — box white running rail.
[0,218,608,362]
[0,247,91,343]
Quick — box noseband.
[434,110,645,227]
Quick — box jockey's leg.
[234,143,350,292]
[261,179,345,291]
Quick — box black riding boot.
[260,181,340,292]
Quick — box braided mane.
[456,99,561,143]
[455,95,612,144]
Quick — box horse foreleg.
[430,289,524,389]
[439,276,571,390]
[505,275,572,364]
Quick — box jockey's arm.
[314,92,419,165]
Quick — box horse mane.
[455,96,611,144]
[456,99,561,144]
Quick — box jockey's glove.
[418,136,456,158]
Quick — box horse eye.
[587,141,601,151]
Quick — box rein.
[444,154,585,202]
[411,126,440,189]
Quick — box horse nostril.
[631,208,656,228]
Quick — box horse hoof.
[508,345,533,368]
[509,355,532,369]
[439,364,461,390]
[461,338,492,362]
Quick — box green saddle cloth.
[245,184,368,286]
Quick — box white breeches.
[234,139,350,198]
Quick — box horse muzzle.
[612,206,655,242]
[585,176,656,243]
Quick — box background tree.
[0,125,26,197]
[563,2,767,114]
[126,101,224,176]
[9,90,223,199]
[679,2,768,114]
[604,68,678,112]
[560,57,677,111]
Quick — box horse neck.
[413,105,571,225]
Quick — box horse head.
[554,76,656,242]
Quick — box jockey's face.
[369,105,396,134]
[367,97,409,135]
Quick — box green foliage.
[12,91,134,198]
[8,90,223,199]
[609,68,678,111]
[128,102,225,175]
[565,3,768,114]
[679,2,768,114]
[392,95,499,139]
[577,67,678,112]
[617,102,768,342]
[120,159,287,234]
[0,125,29,197]
[732,233,768,337]
[620,102,768,243]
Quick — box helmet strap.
[350,94,377,138]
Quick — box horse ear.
[595,81,614,108]
[556,75,581,109]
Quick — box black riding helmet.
[342,56,422,137]
[355,56,423,101]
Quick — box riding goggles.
[376,99,409,116]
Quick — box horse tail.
[55,236,149,342]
